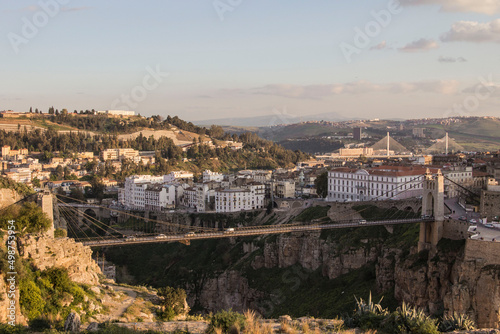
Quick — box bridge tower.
[418,169,444,252]
[37,189,54,238]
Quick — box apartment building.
[215,183,265,213]
[202,170,224,182]
[275,180,295,198]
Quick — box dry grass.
[279,321,297,334]
[243,310,273,334]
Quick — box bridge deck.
[81,218,435,247]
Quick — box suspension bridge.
[41,169,458,251]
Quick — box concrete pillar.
[38,190,54,238]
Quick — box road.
[81,217,434,247]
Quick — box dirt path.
[100,284,138,321]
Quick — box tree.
[32,177,41,188]
[157,287,188,320]
[315,171,328,198]
[0,202,52,234]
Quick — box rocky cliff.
[105,207,500,329]
[18,235,101,285]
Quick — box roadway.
[81,217,434,247]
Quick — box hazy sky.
[1,0,499,123]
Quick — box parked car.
[458,216,467,221]
[469,219,477,224]
[485,223,494,228]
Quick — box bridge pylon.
[37,189,55,238]
[418,169,444,252]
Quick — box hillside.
[249,117,500,153]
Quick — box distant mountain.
[194,112,352,127]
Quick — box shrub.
[29,318,51,331]
[54,228,67,238]
[0,324,28,333]
[349,292,388,330]
[439,312,476,332]
[19,280,45,320]
[382,302,439,334]
[157,286,188,320]
[207,309,246,334]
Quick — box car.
[224,228,235,233]
[421,214,431,219]
[458,216,467,221]
[184,232,195,237]
[359,219,367,225]
[468,226,477,233]
[470,233,481,240]
[469,219,477,224]
[155,234,167,239]
[126,236,137,241]
[485,223,494,228]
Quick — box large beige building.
[327,166,440,202]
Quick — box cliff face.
[18,235,101,285]
[0,188,22,209]
[187,233,499,328]
[376,240,500,329]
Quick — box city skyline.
[1,0,499,123]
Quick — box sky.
[1,0,499,124]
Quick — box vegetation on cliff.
[0,202,51,235]
[0,177,34,197]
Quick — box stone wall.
[443,219,469,240]
[464,239,500,265]
[481,189,500,220]
[18,235,101,285]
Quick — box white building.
[100,148,139,161]
[203,170,224,182]
[183,183,214,212]
[275,180,295,198]
[97,110,135,116]
[327,166,440,202]
[442,166,473,198]
[145,184,176,211]
[5,168,32,183]
[215,183,265,213]
[120,175,171,210]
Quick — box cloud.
[438,56,467,62]
[399,38,439,52]
[370,41,387,50]
[441,19,500,43]
[399,0,500,15]
[236,80,460,99]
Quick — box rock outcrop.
[0,188,22,209]
[18,234,101,285]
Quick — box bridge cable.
[56,198,129,239]
[56,198,124,241]
[55,193,218,232]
